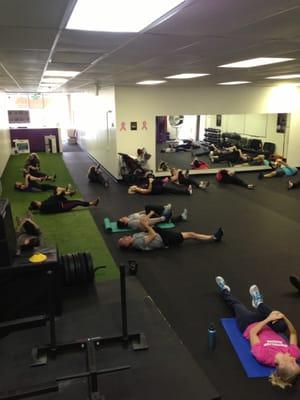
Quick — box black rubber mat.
[63,151,300,400]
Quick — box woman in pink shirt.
[216,276,300,389]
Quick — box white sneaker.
[249,285,263,308]
[215,276,230,292]
[181,208,188,221]
[188,185,193,195]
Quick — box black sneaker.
[213,227,224,242]
[289,275,300,291]
[258,172,264,180]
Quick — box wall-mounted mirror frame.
[155,113,290,175]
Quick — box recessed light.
[218,81,251,85]
[66,0,185,32]
[136,80,166,85]
[266,74,300,79]
[41,78,68,84]
[165,73,210,79]
[44,70,80,78]
[219,57,294,68]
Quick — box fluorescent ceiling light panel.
[266,74,300,79]
[136,80,166,85]
[166,73,209,79]
[219,57,294,68]
[66,0,185,32]
[218,81,251,85]
[41,78,68,84]
[44,70,80,78]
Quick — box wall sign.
[8,110,30,124]
[130,121,137,130]
[276,113,287,133]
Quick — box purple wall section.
[10,128,60,152]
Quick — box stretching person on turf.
[117,204,188,231]
[118,215,223,251]
[15,211,42,251]
[15,174,71,193]
[169,168,209,190]
[23,153,55,180]
[216,169,254,189]
[215,276,300,389]
[259,159,298,179]
[29,189,99,214]
[128,177,192,195]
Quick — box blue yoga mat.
[221,318,274,378]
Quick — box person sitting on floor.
[128,177,193,196]
[288,179,300,190]
[29,188,99,214]
[169,167,209,190]
[87,165,109,187]
[289,275,300,292]
[216,169,254,189]
[118,215,223,251]
[15,173,70,193]
[15,211,42,251]
[117,204,187,231]
[215,276,300,389]
[23,153,56,180]
[190,158,209,170]
[258,159,298,180]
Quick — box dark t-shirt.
[40,195,65,214]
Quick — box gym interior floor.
[1,149,300,400]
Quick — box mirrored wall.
[156,113,289,172]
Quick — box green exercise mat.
[103,217,175,233]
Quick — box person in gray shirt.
[117,204,187,231]
[118,216,223,251]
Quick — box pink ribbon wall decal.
[141,121,148,130]
[120,122,127,131]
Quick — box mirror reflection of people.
[216,276,300,389]
[117,204,187,231]
[258,159,298,179]
[216,169,254,189]
[118,215,223,251]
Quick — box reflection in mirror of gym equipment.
[156,113,289,172]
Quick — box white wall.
[71,87,118,177]
[167,115,197,140]
[115,85,300,170]
[0,92,11,177]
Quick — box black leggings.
[178,175,200,188]
[30,182,57,191]
[162,182,189,195]
[144,204,183,223]
[221,289,287,333]
[61,200,90,212]
[218,151,241,163]
[291,180,300,189]
[220,174,248,188]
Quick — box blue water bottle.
[208,323,216,351]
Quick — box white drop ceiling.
[1,0,300,92]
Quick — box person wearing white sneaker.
[216,277,300,389]
[128,177,192,196]
[117,204,187,231]
[118,217,223,251]
[169,168,209,191]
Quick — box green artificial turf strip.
[1,153,119,282]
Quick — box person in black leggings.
[117,203,187,230]
[128,177,193,195]
[29,190,99,214]
[170,168,209,190]
[15,174,68,193]
[216,276,300,389]
[216,169,254,189]
[23,153,55,180]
